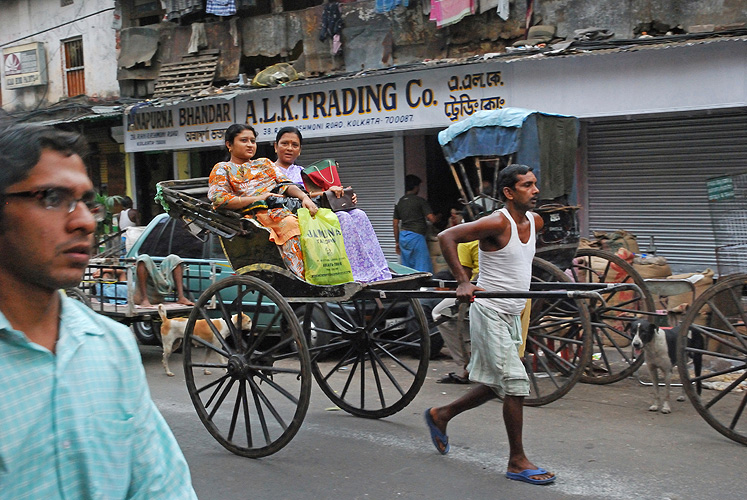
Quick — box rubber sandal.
[437,372,470,384]
[424,408,449,455]
[505,468,556,485]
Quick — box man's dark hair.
[405,174,422,192]
[0,123,88,196]
[498,164,533,201]
[121,196,134,209]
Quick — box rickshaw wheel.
[677,274,747,445]
[303,295,430,419]
[183,275,311,458]
[570,248,654,384]
[524,257,593,406]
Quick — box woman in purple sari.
[273,127,391,283]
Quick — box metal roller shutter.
[297,134,398,259]
[586,109,747,274]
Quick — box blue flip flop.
[505,468,556,485]
[424,408,449,455]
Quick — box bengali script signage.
[125,98,235,152]
[124,61,508,152]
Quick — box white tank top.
[119,209,135,229]
[475,207,536,315]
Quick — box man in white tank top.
[424,165,556,485]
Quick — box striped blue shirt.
[0,294,198,500]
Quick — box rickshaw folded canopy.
[437,107,579,200]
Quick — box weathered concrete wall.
[0,0,119,112]
[337,1,522,70]
[536,0,747,40]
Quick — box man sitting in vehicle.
[135,254,194,307]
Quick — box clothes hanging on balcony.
[430,0,475,28]
[375,0,410,14]
[479,0,509,20]
[206,0,237,16]
[161,0,204,22]
[320,1,344,41]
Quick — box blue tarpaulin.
[438,108,579,200]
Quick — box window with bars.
[63,38,85,97]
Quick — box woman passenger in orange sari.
[208,124,317,278]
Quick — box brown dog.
[158,304,251,377]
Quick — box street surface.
[141,346,745,500]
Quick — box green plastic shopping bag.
[297,208,354,285]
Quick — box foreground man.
[0,123,198,499]
[424,164,556,485]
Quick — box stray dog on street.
[628,318,687,414]
[158,304,251,377]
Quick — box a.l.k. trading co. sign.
[3,42,47,89]
[124,61,508,152]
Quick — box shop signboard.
[125,97,235,152]
[707,176,735,201]
[3,42,47,89]
[234,62,508,142]
[124,61,509,152]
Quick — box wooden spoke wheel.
[303,295,430,419]
[569,248,655,384]
[677,274,747,445]
[183,276,311,457]
[524,257,593,406]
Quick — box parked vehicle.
[125,213,229,344]
[124,214,415,349]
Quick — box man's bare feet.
[176,297,194,306]
[138,298,153,307]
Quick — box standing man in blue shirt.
[0,123,198,499]
[393,174,437,272]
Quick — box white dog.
[158,304,251,377]
[628,319,685,414]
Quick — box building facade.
[0,0,126,196]
[2,1,746,272]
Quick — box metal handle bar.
[363,289,607,303]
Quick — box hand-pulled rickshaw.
[440,107,747,445]
[144,106,744,457]
[438,107,656,401]
[153,165,615,458]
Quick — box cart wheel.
[570,248,654,384]
[183,275,311,457]
[303,295,430,419]
[525,257,592,406]
[677,274,747,445]
[64,287,91,308]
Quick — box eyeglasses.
[4,187,105,222]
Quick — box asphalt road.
[141,346,745,500]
